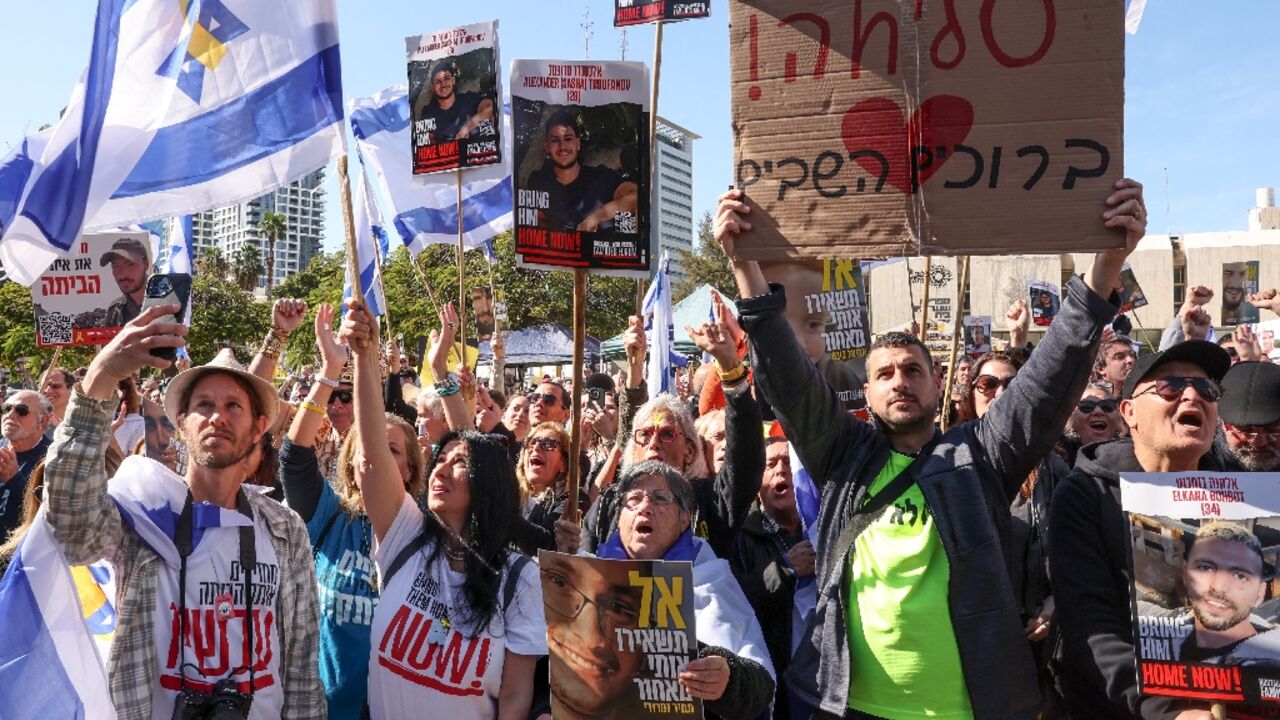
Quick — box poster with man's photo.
[1123,471,1280,710]
[1223,261,1261,326]
[406,20,500,175]
[1118,262,1150,314]
[512,59,649,276]
[538,551,702,719]
[31,231,154,347]
[1029,280,1061,327]
[470,286,496,342]
[614,0,710,27]
[964,316,992,356]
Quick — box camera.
[147,275,172,298]
[171,677,252,720]
[588,386,606,408]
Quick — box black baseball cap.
[1121,340,1232,400]
[1220,361,1280,427]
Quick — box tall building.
[652,117,699,281]
[189,169,326,291]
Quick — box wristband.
[315,375,339,389]
[300,400,326,416]
[716,362,747,385]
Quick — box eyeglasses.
[541,568,641,630]
[528,392,562,407]
[972,375,1014,396]
[327,389,354,404]
[1,403,30,417]
[633,426,683,446]
[525,436,561,452]
[143,415,175,432]
[621,488,677,509]
[1077,399,1118,414]
[1132,376,1222,403]
[1224,423,1280,440]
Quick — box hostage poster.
[1029,280,1060,327]
[615,0,710,27]
[1223,261,1261,326]
[406,20,501,175]
[538,551,702,719]
[512,60,650,277]
[1122,471,1280,710]
[31,231,153,347]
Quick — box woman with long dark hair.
[346,300,544,720]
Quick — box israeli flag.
[342,161,386,317]
[0,515,116,720]
[642,252,686,395]
[348,86,512,255]
[0,0,345,286]
[162,216,194,275]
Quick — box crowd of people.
[4,176,1280,719]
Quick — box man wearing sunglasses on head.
[1052,339,1233,720]
[0,390,53,543]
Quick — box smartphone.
[588,386,606,408]
[139,273,192,361]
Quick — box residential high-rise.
[652,117,699,281]
[189,169,326,291]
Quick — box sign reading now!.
[729,0,1125,261]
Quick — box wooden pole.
[628,21,664,368]
[565,268,589,522]
[940,256,970,431]
[412,253,444,320]
[917,256,933,338]
[456,173,468,370]
[338,157,361,300]
[38,346,64,389]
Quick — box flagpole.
[38,346,64,389]
[917,256,933,339]
[412,253,444,320]
[940,256,970,432]
[565,268,588,523]
[630,20,665,368]
[456,172,468,370]
[338,157,362,300]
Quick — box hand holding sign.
[679,655,730,701]
[82,304,186,401]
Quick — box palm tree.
[197,246,230,279]
[259,211,286,295]
[231,243,265,293]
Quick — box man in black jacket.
[1050,340,1232,720]
[715,178,1146,719]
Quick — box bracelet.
[260,327,288,359]
[717,362,748,385]
[314,375,339,389]
[300,400,326,416]
[436,384,461,398]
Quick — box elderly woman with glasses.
[509,421,587,556]
[555,461,773,720]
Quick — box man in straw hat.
[42,304,324,719]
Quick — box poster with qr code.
[31,231,153,346]
[406,20,501,176]
[511,59,650,277]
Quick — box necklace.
[443,543,467,562]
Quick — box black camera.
[171,677,252,720]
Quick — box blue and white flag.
[349,86,512,256]
[0,515,116,720]
[162,216,194,275]
[0,0,345,286]
[642,252,686,395]
[343,162,386,317]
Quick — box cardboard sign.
[31,231,152,347]
[512,60,650,276]
[406,20,501,175]
[539,551,702,719]
[729,0,1125,260]
[1029,280,1060,327]
[963,315,991,356]
[614,0,710,27]
[1122,472,1280,710]
[1223,261,1260,326]
[1118,262,1149,314]
[470,286,495,342]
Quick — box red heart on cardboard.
[841,95,975,195]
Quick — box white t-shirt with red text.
[150,519,283,720]
[368,495,546,720]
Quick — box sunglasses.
[1077,399,1118,414]
[972,375,1014,396]
[327,389,354,404]
[1,402,30,417]
[528,392,563,407]
[143,415,175,432]
[525,436,561,452]
[633,426,683,446]
[1132,376,1222,403]
[621,488,677,509]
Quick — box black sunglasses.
[972,375,1014,396]
[328,389,354,404]
[528,392,564,407]
[1077,399,1118,414]
[1132,376,1222,403]
[1,402,30,417]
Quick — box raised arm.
[279,303,345,521]
[428,302,475,432]
[341,298,400,541]
[248,299,307,382]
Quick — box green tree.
[197,246,230,279]
[673,211,736,302]
[186,270,271,365]
[259,211,287,295]
[230,242,265,293]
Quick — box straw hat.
[163,348,280,428]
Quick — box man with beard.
[1173,522,1280,666]
[42,307,323,718]
[141,396,179,471]
[1222,262,1250,325]
[414,60,494,142]
[1215,361,1280,472]
[100,237,149,328]
[526,111,639,233]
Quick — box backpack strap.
[383,528,429,588]
[504,554,532,612]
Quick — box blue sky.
[1,1,1276,252]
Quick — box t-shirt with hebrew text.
[845,451,972,719]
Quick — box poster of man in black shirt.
[406,20,500,174]
[512,60,649,277]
